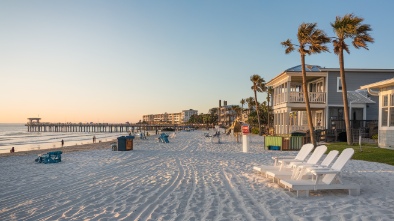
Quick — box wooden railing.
[330,120,378,130]
[274,92,326,106]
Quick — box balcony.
[274,92,326,106]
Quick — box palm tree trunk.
[301,54,316,146]
[270,92,273,133]
[254,90,262,135]
[267,109,270,129]
[241,104,243,122]
[267,95,270,129]
[339,50,353,145]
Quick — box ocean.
[0,123,131,154]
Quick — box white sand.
[1,131,394,221]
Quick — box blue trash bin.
[117,136,134,151]
[117,136,126,151]
[269,145,280,150]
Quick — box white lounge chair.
[279,148,359,197]
[265,145,327,182]
[273,143,314,166]
[294,150,339,180]
[253,143,314,174]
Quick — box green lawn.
[326,142,394,166]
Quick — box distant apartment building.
[143,109,198,124]
[181,109,198,122]
[218,100,237,127]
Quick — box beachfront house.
[265,65,394,136]
[360,78,394,148]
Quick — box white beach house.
[360,78,394,148]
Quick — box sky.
[1,0,394,124]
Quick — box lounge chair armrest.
[295,163,316,169]
[279,159,303,164]
[301,165,329,171]
[310,169,340,175]
[272,156,294,160]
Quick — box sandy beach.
[1,130,394,220]
[0,140,117,157]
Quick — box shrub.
[251,127,259,134]
[371,134,378,140]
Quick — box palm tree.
[240,99,246,121]
[281,23,330,146]
[232,106,242,121]
[266,86,273,128]
[245,97,255,113]
[250,74,266,135]
[331,14,374,145]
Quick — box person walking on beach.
[10,147,15,153]
[61,139,64,147]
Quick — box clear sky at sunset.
[1,0,394,123]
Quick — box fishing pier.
[25,118,187,133]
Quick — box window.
[382,108,388,127]
[382,95,389,127]
[391,94,394,106]
[337,77,342,92]
[302,111,308,125]
[381,94,394,127]
[390,107,394,126]
[383,95,388,107]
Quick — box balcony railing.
[330,120,378,130]
[274,92,326,105]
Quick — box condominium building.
[181,109,198,122]
[218,100,237,127]
[143,109,198,124]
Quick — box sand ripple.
[1,131,394,220]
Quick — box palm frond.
[250,75,266,93]
[343,44,350,54]
[332,13,373,53]
[296,22,331,55]
[281,39,295,54]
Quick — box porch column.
[285,108,291,134]
[274,111,279,134]
[286,81,290,104]
[280,112,284,134]
[325,106,329,130]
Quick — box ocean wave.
[0,124,126,151]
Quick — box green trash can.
[291,131,306,136]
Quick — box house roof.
[284,65,394,73]
[266,64,324,86]
[285,65,323,72]
[347,90,375,104]
[359,78,394,89]
[267,65,394,87]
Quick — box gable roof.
[347,90,375,104]
[360,78,394,90]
